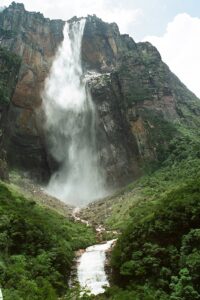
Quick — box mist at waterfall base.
[42,19,107,207]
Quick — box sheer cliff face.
[82,16,200,184]
[0,2,64,179]
[0,47,20,180]
[0,3,200,184]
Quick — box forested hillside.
[0,182,95,299]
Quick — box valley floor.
[2,127,200,299]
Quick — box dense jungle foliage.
[107,128,200,299]
[110,179,200,299]
[0,182,95,300]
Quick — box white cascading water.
[77,240,116,295]
[42,19,106,207]
[0,288,2,300]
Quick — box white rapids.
[0,288,3,300]
[77,240,116,295]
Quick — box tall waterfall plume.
[42,19,106,207]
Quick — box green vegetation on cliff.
[81,123,200,229]
[112,125,200,228]
[0,47,21,180]
[0,182,95,300]
[0,47,21,106]
[106,130,200,299]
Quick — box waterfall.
[42,19,106,207]
[77,240,116,295]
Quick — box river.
[77,240,116,295]
[0,288,3,300]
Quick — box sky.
[1,0,200,97]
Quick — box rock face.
[0,46,21,180]
[82,15,200,185]
[0,3,200,185]
[0,2,64,180]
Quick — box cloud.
[97,7,143,34]
[0,0,142,34]
[144,13,200,98]
[0,6,6,11]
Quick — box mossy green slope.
[0,182,95,300]
[109,179,200,299]
[80,124,200,230]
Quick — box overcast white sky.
[1,0,200,97]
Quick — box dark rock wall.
[0,4,200,185]
[0,2,64,180]
[82,16,200,185]
[0,46,21,179]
